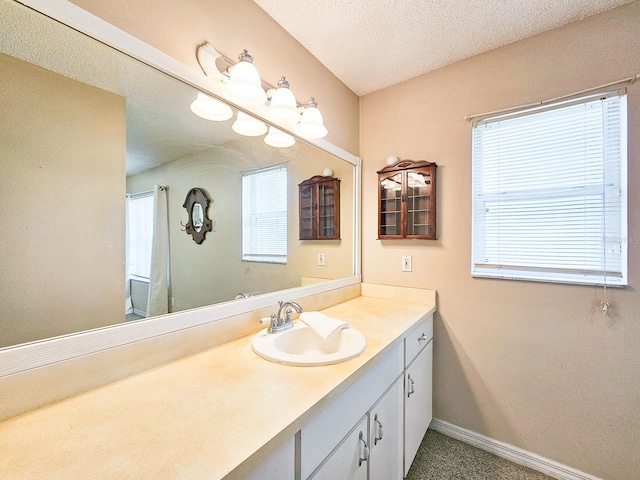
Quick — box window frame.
[241,165,288,264]
[471,91,628,287]
[127,191,154,281]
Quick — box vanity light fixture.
[195,43,329,139]
[264,126,296,148]
[232,111,268,137]
[268,77,300,124]
[190,92,233,121]
[225,49,267,106]
[296,98,328,139]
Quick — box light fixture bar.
[195,42,328,139]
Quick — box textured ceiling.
[253,0,634,96]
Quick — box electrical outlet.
[318,252,325,266]
[401,255,412,272]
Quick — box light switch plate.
[402,255,412,272]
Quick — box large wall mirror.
[0,0,360,367]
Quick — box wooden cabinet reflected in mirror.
[377,160,437,240]
[299,175,341,240]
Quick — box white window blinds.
[471,91,627,286]
[242,166,288,264]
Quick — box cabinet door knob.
[374,414,384,445]
[407,375,416,397]
[418,333,427,342]
[358,431,369,466]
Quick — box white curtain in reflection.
[146,185,170,317]
[124,194,133,315]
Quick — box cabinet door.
[404,340,433,476]
[299,183,316,239]
[317,181,339,239]
[311,416,369,480]
[379,172,403,238]
[369,377,403,480]
[405,169,435,239]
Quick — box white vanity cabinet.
[301,342,404,479]
[301,313,433,480]
[403,316,434,476]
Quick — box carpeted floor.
[406,429,554,480]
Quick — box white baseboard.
[429,418,602,480]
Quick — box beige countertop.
[0,293,435,479]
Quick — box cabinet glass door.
[380,173,402,237]
[299,184,316,239]
[406,171,432,238]
[318,183,335,238]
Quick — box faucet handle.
[260,314,277,325]
[284,308,294,323]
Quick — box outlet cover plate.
[402,255,412,272]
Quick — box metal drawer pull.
[418,332,427,341]
[407,374,416,397]
[358,431,369,466]
[374,414,384,445]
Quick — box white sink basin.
[251,321,367,366]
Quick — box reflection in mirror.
[0,1,356,350]
[182,187,213,244]
[193,204,204,232]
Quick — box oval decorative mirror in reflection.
[183,188,212,244]
[192,204,204,232]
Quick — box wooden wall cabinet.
[299,175,340,240]
[377,160,437,240]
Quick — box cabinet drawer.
[301,342,403,479]
[405,314,433,367]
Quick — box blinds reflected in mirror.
[242,166,288,264]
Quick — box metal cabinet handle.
[358,431,369,466]
[407,374,416,397]
[418,332,427,342]
[374,414,384,445]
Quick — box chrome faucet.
[261,300,303,334]
[233,292,252,300]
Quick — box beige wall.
[360,3,640,479]
[70,0,360,155]
[0,53,126,347]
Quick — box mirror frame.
[183,187,213,244]
[0,0,361,378]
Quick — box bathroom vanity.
[0,284,435,479]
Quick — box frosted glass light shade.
[296,101,328,139]
[232,111,267,137]
[268,77,300,124]
[264,126,295,148]
[225,50,267,106]
[190,92,233,121]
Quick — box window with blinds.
[471,91,627,286]
[127,192,154,279]
[242,166,288,264]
